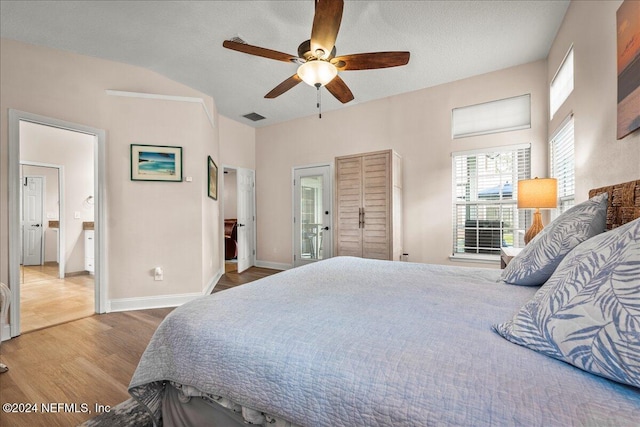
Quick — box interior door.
[236,168,255,273]
[293,165,332,267]
[22,176,44,266]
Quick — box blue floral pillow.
[501,192,608,286]
[494,217,640,388]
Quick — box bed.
[129,179,640,426]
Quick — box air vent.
[242,112,266,122]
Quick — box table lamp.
[518,177,557,244]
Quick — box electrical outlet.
[154,267,163,281]
[74,211,81,219]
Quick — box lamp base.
[524,209,544,244]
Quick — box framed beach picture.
[617,0,640,139]
[208,156,218,200]
[131,144,182,182]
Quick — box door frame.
[291,163,333,267]
[8,109,107,337]
[220,165,256,273]
[21,162,65,279]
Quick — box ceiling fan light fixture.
[297,60,337,87]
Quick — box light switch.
[74,212,81,219]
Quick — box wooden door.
[362,152,391,260]
[335,155,363,257]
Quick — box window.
[452,94,531,139]
[452,144,531,259]
[550,47,574,119]
[549,115,575,215]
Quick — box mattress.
[129,256,640,426]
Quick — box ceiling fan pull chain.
[316,84,322,119]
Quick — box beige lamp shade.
[518,178,558,209]
[518,177,557,244]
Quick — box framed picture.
[617,0,640,139]
[131,144,182,182]
[208,156,218,200]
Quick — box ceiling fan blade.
[265,74,303,99]
[223,40,297,63]
[333,52,410,70]
[310,0,344,59]
[325,75,354,104]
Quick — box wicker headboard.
[588,179,640,230]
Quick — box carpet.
[78,398,152,427]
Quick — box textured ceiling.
[0,0,570,127]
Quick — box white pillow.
[494,217,640,388]
[501,192,608,286]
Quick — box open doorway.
[222,166,256,274]
[9,110,106,337]
[19,123,95,332]
[223,168,238,273]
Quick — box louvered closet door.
[362,152,391,259]
[336,156,363,257]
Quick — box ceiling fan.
[222,0,410,105]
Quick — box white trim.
[109,292,204,313]
[549,112,574,141]
[220,165,257,273]
[1,325,10,342]
[106,89,215,129]
[20,161,65,279]
[9,109,107,337]
[449,254,500,265]
[255,260,291,271]
[291,163,334,267]
[203,269,224,295]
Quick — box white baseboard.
[204,269,223,295]
[1,324,11,342]
[255,260,291,271]
[109,292,204,312]
[108,269,224,312]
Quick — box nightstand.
[500,247,523,269]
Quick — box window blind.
[550,47,574,119]
[550,115,575,214]
[451,94,531,139]
[452,144,531,257]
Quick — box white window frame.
[451,144,531,263]
[549,114,575,217]
[550,46,574,119]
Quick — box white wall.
[547,0,640,201]
[21,123,94,272]
[255,60,549,267]
[219,115,256,170]
[0,39,221,304]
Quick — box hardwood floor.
[213,265,280,292]
[20,264,95,333]
[0,266,280,426]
